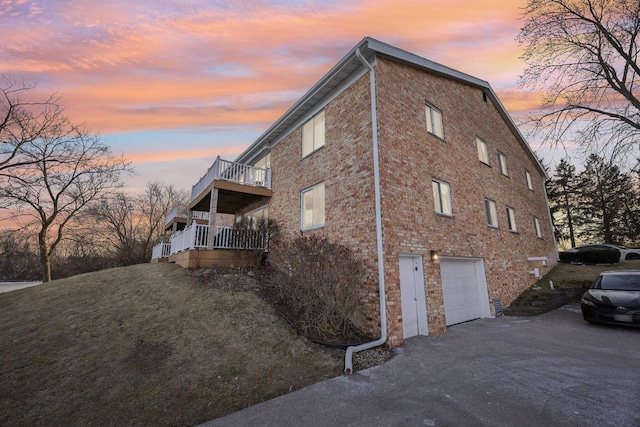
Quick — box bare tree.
[1,77,63,172]
[0,112,132,282]
[518,0,640,158]
[91,182,187,265]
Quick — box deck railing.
[191,156,271,202]
[151,242,171,259]
[169,222,209,255]
[212,226,267,250]
[164,205,210,226]
[151,224,267,259]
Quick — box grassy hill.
[0,263,344,426]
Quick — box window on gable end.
[432,179,452,216]
[302,110,325,157]
[425,103,444,139]
[485,198,498,228]
[533,216,542,238]
[498,151,509,176]
[506,206,517,232]
[525,170,533,191]
[477,137,489,165]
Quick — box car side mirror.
[582,283,591,289]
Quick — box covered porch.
[151,157,271,268]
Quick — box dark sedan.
[581,270,640,327]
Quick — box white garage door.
[440,259,485,326]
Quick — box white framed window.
[425,103,444,139]
[301,182,325,230]
[302,110,325,157]
[477,137,489,165]
[432,179,452,216]
[498,151,509,176]
[506,206,517,232]
[525,170,533,191]
[533,216,542,238]
[485,198,498,228]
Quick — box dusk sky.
[1,0,557,194]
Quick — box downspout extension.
[345,48,387,374]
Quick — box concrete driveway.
[204,305,640,427]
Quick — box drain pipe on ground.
[344,48,387,374]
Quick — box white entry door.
[399,255,428,338]
[440,258,489,326]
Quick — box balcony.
[151,223,268,268]
[164,205,210,232]
[190,157,272,207]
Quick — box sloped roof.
[235,37,546,177]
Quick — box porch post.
[207,188,219,250]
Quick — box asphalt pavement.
[202,305,640,427]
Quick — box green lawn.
[0,263,344,426]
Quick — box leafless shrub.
[268,234,366,341]
[232,217,280,268]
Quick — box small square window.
[533,217,542,238]
[525,170,533,191]
[302,110,325,157]
[498,151,509,176]
[485,199,498,228]
[506,206,517,232]
[477,137,489,165]
[432,179,452,216]
[301,182,325,230]
[425,103,444,139]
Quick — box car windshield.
[595,275,640,291]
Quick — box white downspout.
[344,48,387,374]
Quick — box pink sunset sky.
[1,0,559,194]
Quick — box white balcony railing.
[191,156,271,202]
[151,242,171,259]
[212,226,267,250]
[169,222,209,255]
[151,224,267,259]
[165,205,210,226]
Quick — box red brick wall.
[264,56,557,345]
[375,57,557,344]
[268,75,382,336]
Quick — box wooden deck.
[168,249,256,268]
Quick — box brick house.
[153,37,558,346]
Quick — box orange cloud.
[125,145,245,165]
[1,0,534,137]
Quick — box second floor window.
[477,137,489,165]
[533,216,542,238]
[498,151,509,176]
[506,206,517,232]
[485,198,498,228]
[432,179,452,216]
[301,182,325,230]
[302,110,325,157]
[425,103,444,139]
[525,170,533,191]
